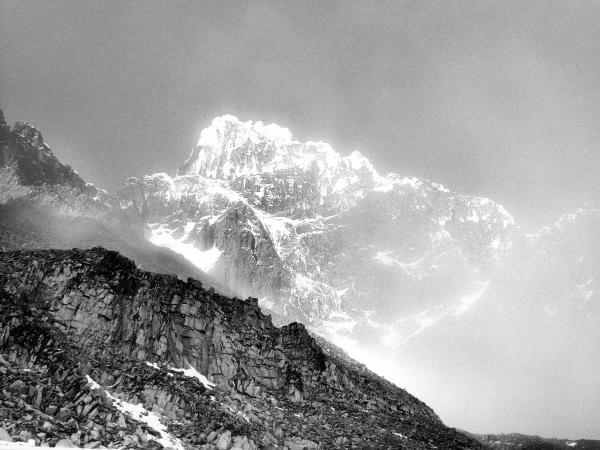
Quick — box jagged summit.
[1,110,599,441]
[177,115,387,199]
[176,114,508,200]
[0,112,86,190]
[119,114,519,329]
[174,115,513,224]
[197,114,295,147]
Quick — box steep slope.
[119,115,516,325]
[2,109,598,439]
[0,109,226,292]
[0,247,482,449]
[0,110,87,196]
[118,115,599,438]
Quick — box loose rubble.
[0,247,483,449]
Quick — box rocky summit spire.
[177,114,378,183]
[0,114,86,189]
[178,115,295,178]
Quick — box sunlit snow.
[453,280,490,316]
[148,224,221,273]
[184,221,196,233]
[86,376,184,450]
[258,297,275,310]
[169,365,216,389]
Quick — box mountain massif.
[115,115,599,437]
[0,108,598,447]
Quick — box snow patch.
[148,224,222,273]
[145,361,160,370]
[399,177,422,189]
[453,280,490,316]
[373,251,396,266]
[86,376,184,450]
[184,221,196,234]
[169,365,216,390]
[336,287,349,298]
[258,297,275,310]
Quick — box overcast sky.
[1,1,599,229]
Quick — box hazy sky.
[2,0,599,230]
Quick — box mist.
[2,0,599,441]
[2,1,599,230]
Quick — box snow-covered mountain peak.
[196,114,294,149]
[117,114,526,326]
[178,115,384,185]
[179,116,470,201]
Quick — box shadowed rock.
[0,246,483,449]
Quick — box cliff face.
[0,247,482,449]
[3,110,597,441]
[0,110,229,293]
[119,115,517,328]
[117,115,600,437]
[0,111,95,209]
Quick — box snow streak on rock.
[86,376,185,450]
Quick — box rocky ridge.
[0,111,86,192]
[0,109,227,292]
[114,114,600,439]
[1,108,598,440]
[0,247,482,449]
[119,114,518,326]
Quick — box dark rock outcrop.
[0,110,226,292]
[5,121,87,189]
[0,247,483,449]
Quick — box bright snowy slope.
[120,115,599,438]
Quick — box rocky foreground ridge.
[2,108,598,441]
[115,115,600,438]
[0,247,482,449]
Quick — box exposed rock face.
[5,121,87,189]
[0,110,91,207]
[2,110,599,438]
[117,115,600,437]
[0,110,226,291]
[0,247,483,449]
[119,115,517,326]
